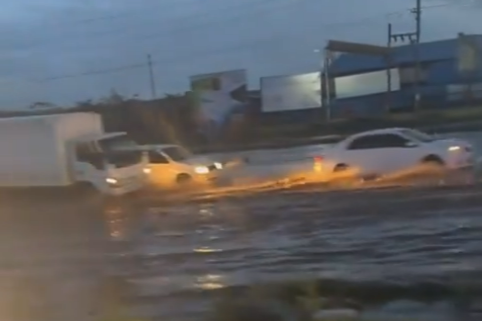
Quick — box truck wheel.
[73,182,97,199]
[176,173,192,184]
[333,163,349,172]
[75,181,95,192]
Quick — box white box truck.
[0,112,149,196]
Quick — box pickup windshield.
[161,146,191,161]
[99,135,143,168]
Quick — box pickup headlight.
[194,166,209,174]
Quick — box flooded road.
[1,132,482,320]
[126,184,482,320]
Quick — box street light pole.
[315,48,332,122]
[147,54,157,99]
[324,50,332,121]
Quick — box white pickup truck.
[314,127,473,180]
[114,144,224,188]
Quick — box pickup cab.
[115,144,224,188]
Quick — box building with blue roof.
[327,34,482,118]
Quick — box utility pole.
[147,54,157,99]
[413,0,422,111]
[415,0,421,43]
[388,0,422,111]
[386,23,393,113]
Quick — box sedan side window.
[347,135,380,150]
[148,151,169,164]
[376,134,411,148]
[348,134,413,150]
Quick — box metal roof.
[329,35,482,75]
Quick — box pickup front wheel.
[176,173,192,184]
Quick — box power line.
[34,2,472,83]
[10,0,466,52]
[0,0,190,30]
[37,63,146,81]
[63,0,297,50]
[6,0,290,50]
[33,13,392,82]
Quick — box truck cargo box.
[0,113,103,187]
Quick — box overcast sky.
[0,0,479,109]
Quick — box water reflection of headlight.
[104,204,127,240]
[193,246,222,253]
[194,166,209,174]
[195,274,225,290]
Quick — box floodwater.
[1,132,482,321]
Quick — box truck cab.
[72,132,150,195]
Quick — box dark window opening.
[75,142,105,170]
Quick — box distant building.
[328,34,482,118]
[253,34,482,126]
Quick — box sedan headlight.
[106,177,118,185]
[194,166,209,174]
[214,162,223,169]
[448,145,461,151]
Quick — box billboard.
[190,69,247,138]
[334,68,400,99]
[458,34,479,73]
[261,72,321,112]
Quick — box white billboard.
[261,72,321,112]
[335,68,400,99]
[458,34,479,72]
[190,69,247,137]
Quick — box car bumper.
[447,152,475,169]
[193,172,219,184]
[106,176,148,196]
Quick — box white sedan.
[315,127,474,180]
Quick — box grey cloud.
[0,0,480,109]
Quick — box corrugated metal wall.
[328,35,482,118]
